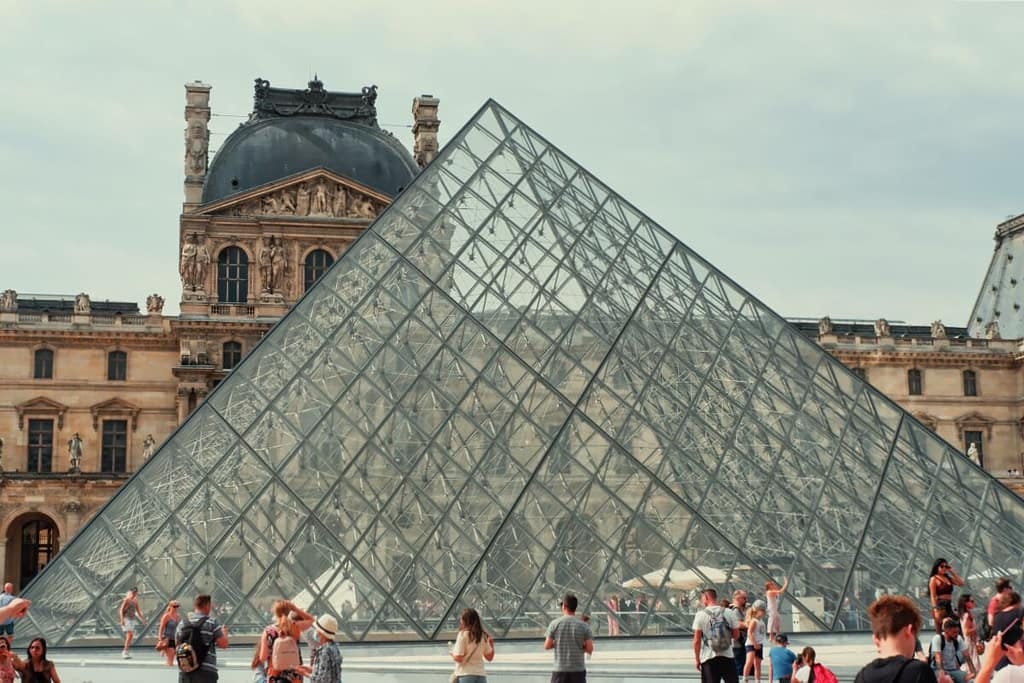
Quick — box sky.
[1,1,1022,324]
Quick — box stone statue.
[818,316,832,335]
[146,293,165,314]
[68,432,83,473]
[332,185,348,217]
[0,289,16,312]
[180,233,210,291]
[262,194,280,214]
[352,195,376,219]
[967,442,980,466]
[279,188,296,214]
[311,179,330,215]
[931,320,947,339]
[295,183,311,216]
[985,320,1001,340]
[361,84,378,108]
[74,292,91,314]
[187,122,208,175]
[259,236,275,293]
[142,434,156,459]
[873,318,891,337]
[271,239,287,293]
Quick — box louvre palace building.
[2,78,1023,644]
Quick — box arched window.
[222,341,242,370]
[33,349,53,379]
[304,249,334,291]
[908,368,923,396]
[107,350,127,381]
[217,247,249,303]
[963,370,978,397]
[20,518,57,588]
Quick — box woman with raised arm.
[765,577,789,642]
[929,558,964,633]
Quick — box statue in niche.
[146,293,165,314]
[818,316,832,335]
[873,318,891,337]
[295,183,311,216]
[74,293,91,314]
[311,179,330,215]
[259,236,276,293]
[67,432,83,473]
[271,239,287,294]
[967,442,980,466]
[180,233,210,291]
[0,289,16,312]
[931,320,947,339]
[985,320,1001,340]
[332,185,348,217]
[142,434,156,460]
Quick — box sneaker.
[122,651,131,659]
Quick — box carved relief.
[60,500,84,514]
[0,289,16,312]
[146,293,165,314]
[224,181,381,220]
[186,121,209,176]
[74,293,91,314]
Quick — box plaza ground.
[44,633,879,682]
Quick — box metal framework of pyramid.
[23,101,1024,645]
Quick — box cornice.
[0,380,178,393]
[828,348,1017,369]
[0,329,177,350]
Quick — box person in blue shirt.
[769,634,798,683]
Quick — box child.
[745,605,767,683]
[769,634,797,683]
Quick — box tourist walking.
[544,594,594,683]
[929,559,964,633]
[765,578,789,642]
[259,599,314,683]
[450,608,494,683]
[605,595,621,637]
[15,637,61,683]
[175,593,229,683]
[693,587,740,683]
[854,594,944,683]
[958,594,981,674]
[768,634,796,683]
[988,579,1013,631]
[119,586,146,659]
[157,599,181,666]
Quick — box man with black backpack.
[174,594,229,682]
[694,588,741,683]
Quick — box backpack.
[927,634,964,672]
[175,616,210,673]
[812,663,839,683]
[978,617,993,642]
[268,625,301,674]
[703,607,732,654]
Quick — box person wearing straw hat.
[299,615,342,683]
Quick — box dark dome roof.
[202,116,419,204]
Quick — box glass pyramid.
[23,102,1024,644]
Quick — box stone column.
[184,81,212,209]
[411,95,441,168]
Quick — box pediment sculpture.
[227,180,382,220]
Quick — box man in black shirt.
[855,595,951,683]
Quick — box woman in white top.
[450,608,495,683]
[743,605,766,683]
[793,647,815,683]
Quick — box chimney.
[412,95,441,168]
[183,81,212,209]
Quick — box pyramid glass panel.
[23,101,1024,644]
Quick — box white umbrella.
[622,565,729,591]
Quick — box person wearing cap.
[157,599,182,667]
[930,618,970,683]
[298,614,342,683]
[769,635,796,683]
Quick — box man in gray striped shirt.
[544,593,594,683]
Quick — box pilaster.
[412,95,440,168]
[184,81,212,210]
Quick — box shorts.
[745,645,763,660]
[551,672,587,683]
[123,618,137,634]
[0,623,13,636]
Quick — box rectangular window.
[27,419,54,473]
[33,349,53,379]
[107,351,127,381]
[964,430,984,467]
[963,370,978,397]
[908,369,923,396]
[101,420,128,473]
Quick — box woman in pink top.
[765,577,788,642]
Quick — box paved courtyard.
[44,634,879,682]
